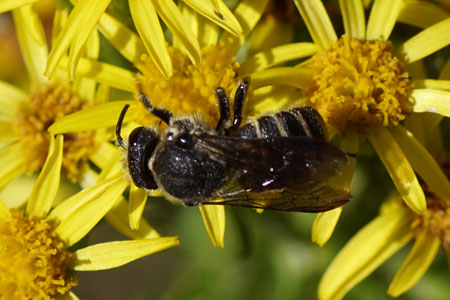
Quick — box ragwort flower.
[45,0,242,80]
[318,126,450,299]
[0,5,160,241]
[50,0,316,247]
[0,134,179,300]
[245,0,450,245]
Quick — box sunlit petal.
[128,183,148,230]
[247,16,294,55]
[71,237,179,271]
[154,0,201,65]
[48,101,136,134]
[413,79,450,91]
[106,197,160,240]
[318,207,412,300]
[0,0,38,13]
[388,230,441,297]
[62,57,136,92]
[12,5,49,88]
[339,0,365,39]
[411,88,450,117]
[399,18,450,63]
[249,67,313,90]
[129,0,172,77]
[312,134,359,246]
[294,0,337,49]
[369,127,426,214]
[397,0,449,28]
[46,0,111,78]
[220,0,270,54]
[0,145,26,191]
[183,0,242,37]
[51,173,128,246]
[240,43,317,75]
[26,135,63,217]
[391,125,450,202]
[200,205,225,247]
[366,0,402,41]
[98,13,147,71]
[0,80,27,115]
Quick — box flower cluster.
[0,0,449,298]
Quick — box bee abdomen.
[237,106,328,140]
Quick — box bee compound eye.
[175,133,194,149]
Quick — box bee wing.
[201,185,350,212]
[196,134,348,187]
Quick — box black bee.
[116,81,350,212]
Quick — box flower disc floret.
[14,83,97,181]
[305,35,412,136]
[137,44,239,127]
[0,210,77,299]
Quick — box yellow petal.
[0,0,39,13]
[339,0,365,39]
[61,57,136,92]
[247,16,294,55]
[247,85,303,116]
[0,145,26,191]
[293,0,337,49]
[312,134,359,246]
[51,173,128,246]
[46,0,111,78]
[413,79,450,91]
[366,0,403,41]
[369,127,426,214]
[0,200,11,219]
[312,207,343,247]
[26,135,63,217]
[249,67,313,90]
[240,42,317,75]
[0,121,19,142]
[391,125,450,201]
[411,88,450,117]
[48,101,136,134]
[61,291,79,300]
[397,0,449,28]
[0,80,27,114]
[128,183,148,230]
[98,13,147,71]
[71,237,179,271]
[219,0,270,55]
[129,0,172,77]
[388,230,441,297]
[191,6,219,47]
[399,18,450,63]
[12,5,49,87]
[51,6,68,45]
[318,207,412,300]
[199,205,225,247]
[183,0,242,37]
[88,142,118,171]
[106,197,160,240]
[154,0,201,65]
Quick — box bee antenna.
[116,104,130,150]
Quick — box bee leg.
[215,87,231,134]
[227,80,248,134]
[137,85,173,125]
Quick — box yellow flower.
[246,0,450,245]
[318,147,450,299]
[0,134,179,299]
[0,5,161,243]
[44,0,242,80]
[49,0,315,247]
